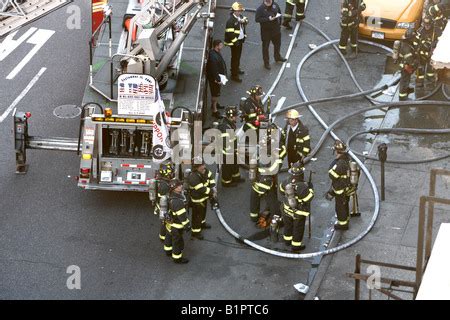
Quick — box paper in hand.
[218,74,228,85]
[275,13,282,19]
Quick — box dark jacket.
[168,192,189,229]
[188,169,216,203]
[412,27,435,62]
[281,122,311,159]
[207,49,227,82]
[224,13,247,46]
[398,41,418,70]
[280,177,314,217]
[341,0,366,27]
[155,176,170,214]
[241,96,265,124]
[329,154,351,195]
[219,117,237,157]
[255,2,282,41]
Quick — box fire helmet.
[191,156,205,170]
[169,179,183,191]
[159,161,174,177]
[288,160,305,176]
[286,109,301,119]
[225,106,238,118]
[333,140,347,153]
[231,2,245,11]
[247,85,264,97]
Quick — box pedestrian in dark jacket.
[255,0,287,70]
[206,39,227,119]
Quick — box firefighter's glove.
[210,196,219,210]
[325,191,334,201]
[404,64,414,74]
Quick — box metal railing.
[347,168,450,300]
[0,0,26,17]
[195,0,215,122]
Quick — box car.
[359,0,425,41]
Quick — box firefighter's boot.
[174,257,189,264]
[292,244,306,252]
[202,223,212,229]
[282,21,293,30]
[334,223,349,230]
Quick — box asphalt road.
[1,0,447,300]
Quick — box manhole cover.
[53,105,81,119]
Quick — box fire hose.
[214,19,450,258]
[443,84,450,100]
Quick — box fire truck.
[13,0,215,192]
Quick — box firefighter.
[325,140,359,230]
[225,2,248,83]
[241,85,266,133]
[397,28,418,101]
[282,0,306,30]
[188,161,217,240]
[164,179,190,264]
[427,0,448,37]
[281,109,311,166]
[249,123,284,223]
[154,161,175,242]
[414,17,437,88]
[219,106,245,187]
[279,161,314,252]
[339,0,366,55]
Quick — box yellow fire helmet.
[286,109,301,119]
[231,2,245,11]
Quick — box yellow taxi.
[359,0,425,41]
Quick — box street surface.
[0,0,448,299]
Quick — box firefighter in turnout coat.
[219,106,245,187]
[279,161,314,252]
[164,179,190,264]
[188,161,217,240]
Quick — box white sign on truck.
[117,74,157,115]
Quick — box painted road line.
[6,29,55,80]
[0,67,47,123]
[271,96,286,122]
[0,28,38,61]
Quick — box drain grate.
[53,105,81,119]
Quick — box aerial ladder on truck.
[0,0,70,38]
[13,0,216,192]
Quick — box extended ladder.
[0,0,70,38]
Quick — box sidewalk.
[309,117,450,300]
